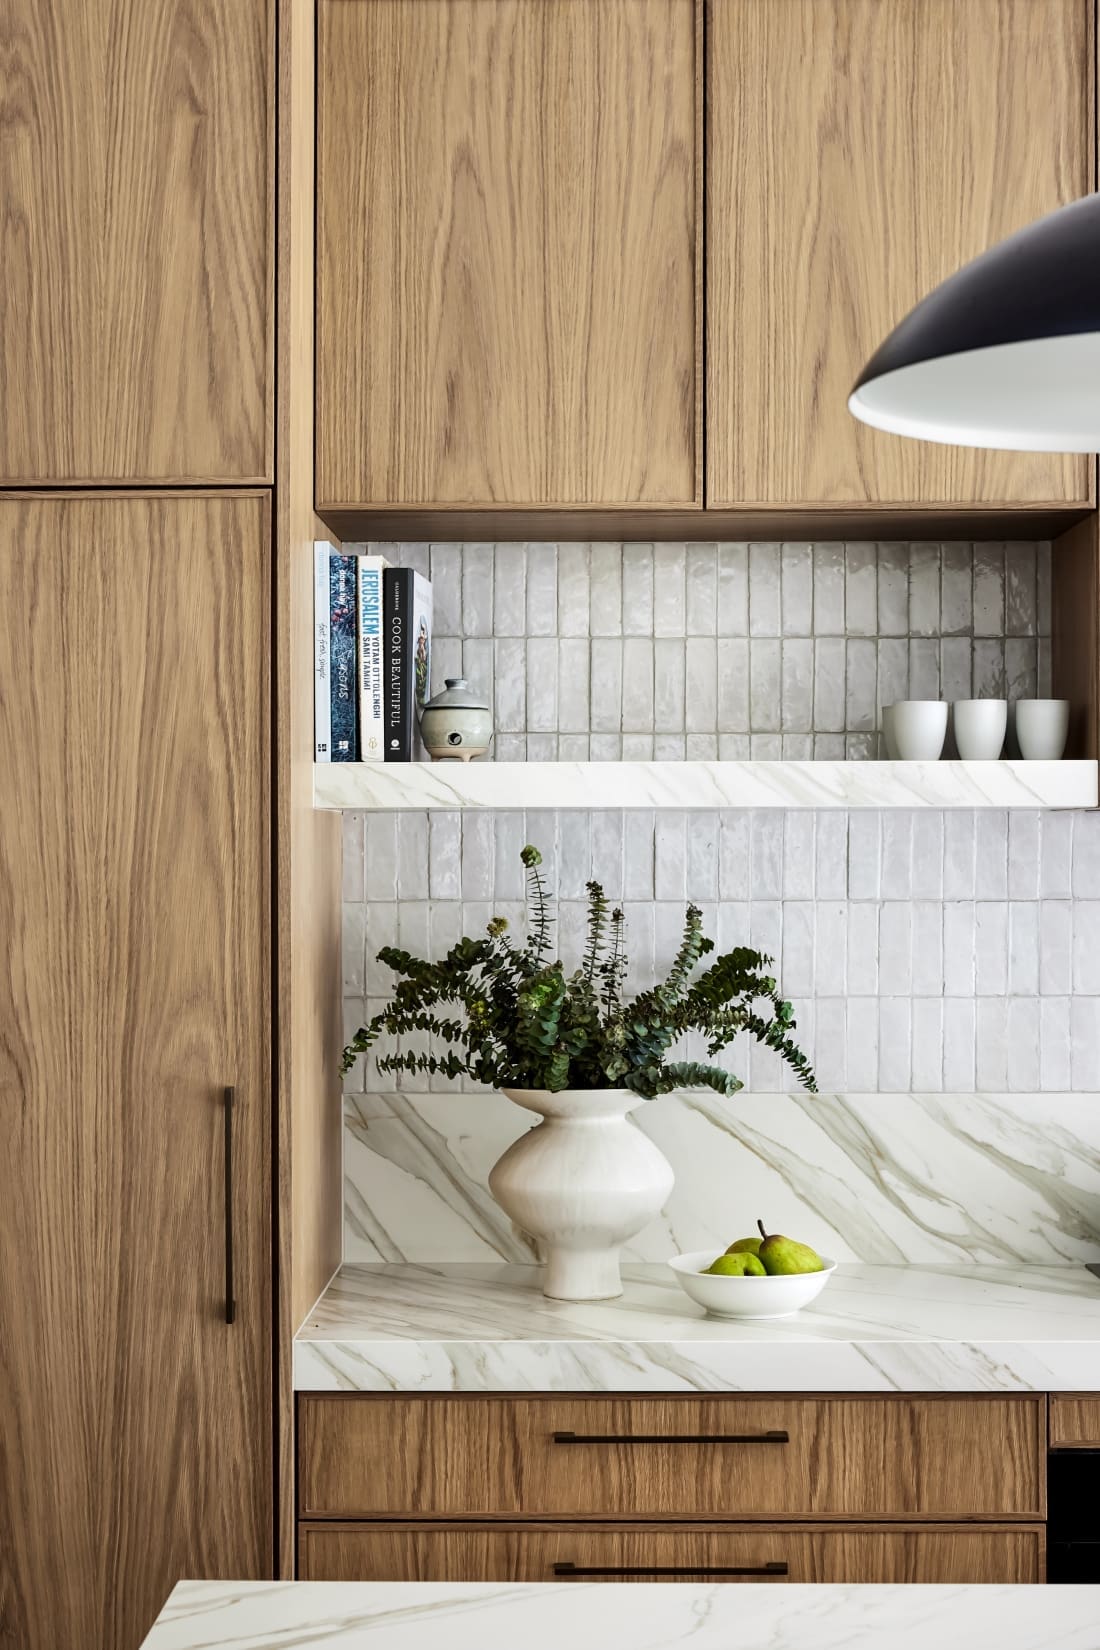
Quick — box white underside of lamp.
[848,331,1100,451]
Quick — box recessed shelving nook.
[313,524,1100,814]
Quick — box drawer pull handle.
[553,1561,789,1578]
[551,1429,790,1446]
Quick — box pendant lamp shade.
[848,192,1100,452]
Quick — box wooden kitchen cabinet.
[298,1394,1045,1521]
[316,0,701,511]
[0,496,272,1650]
[0,0,273,483]
[1050,1396,1100,1448]
[299,1521,1045,1585]
[706,0,1093,509]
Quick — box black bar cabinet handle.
[224,1086,236,1325]
[551,1430,789,1446]
[553,1561,789,1578]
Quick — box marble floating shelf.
[314,758,1098,811]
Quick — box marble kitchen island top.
[143,1581,1100,1649]
[293,1260,1100,1393]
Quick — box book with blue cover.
[329,552,359,761]
[313,543,332,762]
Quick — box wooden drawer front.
[1050,1396,1100,1448]
[299,1521,1044,1585]
[298,1396,1044,1520]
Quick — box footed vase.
[489,1088,675,1301]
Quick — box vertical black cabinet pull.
[223,1086,236,1325]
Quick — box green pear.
[704,1251,766,1277]
[725,1236,763,1257]
[755,1219,823,1276]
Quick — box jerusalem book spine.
[313,543,332,763]
[383,567,413,761]
[356,553,388,762]
[328,552,359,762]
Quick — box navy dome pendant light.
[848,192,1100,451]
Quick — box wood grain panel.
[707,0,1092,507]
[298,1521,1043,1585]
[0,495,272,1650]
[1052,513,1100,758]
[298,1395,1045,1521]
[274,0,344,1581]
[1050,1395,1100,1448]
[317,0,700,508]
[318,503,1089,545]
[0,0,273,482]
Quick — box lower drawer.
[298,1522,1045,1584]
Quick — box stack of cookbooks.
[314,546,432,762]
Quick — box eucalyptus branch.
[341,845,815,1100]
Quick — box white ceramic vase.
[489,1088,674,1302]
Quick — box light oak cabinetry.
[0,496,273,1650]
[316,0,701,512]
[297,1394,1047,1585]
[706,0,1093,511]
[1050,1396,1100,1448]
[0,0,273,484]
[316,0,1094,529]
[299,1521,1044,1585]
[299,1394,1044,1521]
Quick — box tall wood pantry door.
[0,495,272,1650]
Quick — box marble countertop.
[143,1581,1100,1649]
[294,1260,1100,1393]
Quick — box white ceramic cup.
[952,698,1007,760]
[881,704,899,759]
[1014,698,1070,760]
[889,700,948,761]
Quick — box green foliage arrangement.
[342,846,816,1099]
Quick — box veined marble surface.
[345,1091,1100,1267]
[315,757,1097,812]
[293,1260,1100,1393]
[143,1581,1100,1650]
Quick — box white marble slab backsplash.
[344,1089,1100,1267]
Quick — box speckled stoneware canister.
[419,677,493,761]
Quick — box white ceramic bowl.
[667,1250,837,1320]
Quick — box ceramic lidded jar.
[419,677,493,762]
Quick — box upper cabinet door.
[317,0,701,509]
[0,0,273,484]
[706,0,1093,508]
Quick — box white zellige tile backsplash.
[349,540,1051,760]
[344,805,1100,1095]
